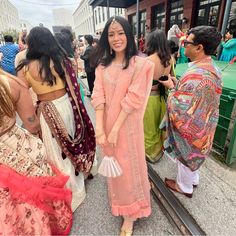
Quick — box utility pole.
[107,0,110,19]
[218,0,232,59]
[92,6,96,34]
[136,0,140,48]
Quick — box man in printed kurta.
[162,26,222,198]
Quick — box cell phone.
[159,75,169,81]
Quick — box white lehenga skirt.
[40,93,97,212]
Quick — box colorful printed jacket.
[165,57,222,171]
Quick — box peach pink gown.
[92,56,154,218]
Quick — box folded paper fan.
[98,156,122,177]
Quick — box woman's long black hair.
[55,32,74,58]
[146,29,171,67]
[16,26,67,86]
[146,30,171,99]
[93,16,137,69]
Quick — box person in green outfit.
[144,30,172,163]
[177,33,189,64]
[219,30,236,62]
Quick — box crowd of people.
[0,15,227,235]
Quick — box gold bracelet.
[95,108,104,111]
[95,132,105,138]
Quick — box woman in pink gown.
[91,16,154,236]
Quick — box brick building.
[90,0,236,36]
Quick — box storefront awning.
[89,0,137,8]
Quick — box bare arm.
[107,110,129,146]
[9,77,40,134]
[95,104,107,146]
[148,54,165,79]
[95,104,105,134]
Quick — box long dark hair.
[16,26,67,86]
[55,32,74,58]
[146,30,171,99]
[146,29,171,67]
[94,16,137,69]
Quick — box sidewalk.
[151,154,236,235]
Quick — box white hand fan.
[98,156,122,177]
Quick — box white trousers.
[176,161,199,194]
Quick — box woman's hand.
[96,133,107,147]
[158,74,175,89]
[107,129,118,147]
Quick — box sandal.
[120,229,133,236]
[165,178,193,198]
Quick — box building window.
[169,0,183,28]
[102,7,105,21]
[129,11,146,36]
[196,0,221,27]
[140,11,146,36]
[95,9,97,24]
[129,14,137,35]
[152,3,165,31]
[98,7,101,23]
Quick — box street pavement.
[152,153,236,235]
[70,95,178,236]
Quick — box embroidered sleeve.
[91,65,106,108]
[120,60,154,114]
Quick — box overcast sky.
[9,0,80,30]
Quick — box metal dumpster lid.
[175,61,236,91]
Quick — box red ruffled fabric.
[0,164,72,235]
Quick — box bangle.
[95,107,104,111]
[95,132,105,138]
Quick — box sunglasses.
[183,40,198,47]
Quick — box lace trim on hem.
[111,199,151,218]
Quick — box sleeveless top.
[24,66,65,95]
[0,75,15,136]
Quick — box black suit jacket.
[80,45,95,73]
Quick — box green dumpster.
[175,61,236,165]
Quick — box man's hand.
[158,74,175,89]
